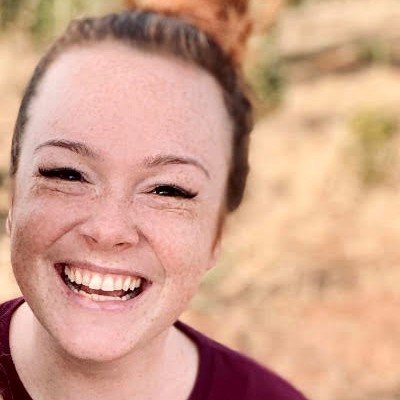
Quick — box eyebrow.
[143,154,210,179]
[34,139,210,178]
[34,139,100,159]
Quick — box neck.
[10,302,198,400]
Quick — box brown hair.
[10,3,253,212]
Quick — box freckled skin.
[9,39,232,373]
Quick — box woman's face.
[9,41,232,361]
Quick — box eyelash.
[37,167,197,199]
[151,185,197,199]
[38,167,87,182]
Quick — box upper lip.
[55,260,149,280]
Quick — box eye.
[38,167,87,182]
[151,185,197,199]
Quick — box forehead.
[24,40,232,167]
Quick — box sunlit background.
[1,1,400,399]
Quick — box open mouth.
[55,262,148,302]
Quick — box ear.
[5,211,12,237]
[205,239,222,272]
[206,208,226,270]
[206,221,224,271]
[209,238,222,270]
[6,179,15,237]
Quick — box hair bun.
[124,0,253,66]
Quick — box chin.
[30,302,142,364]
[55,326,136,363]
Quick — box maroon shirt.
[0,298,308,399]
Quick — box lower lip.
[54,264,148,312]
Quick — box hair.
[10,1,254,212]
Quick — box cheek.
[12,196,79,249]
[10,191,87,280]
[139,209,220,316]
[141,207,218,270]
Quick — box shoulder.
[176,321,308,400]
[0,298,24,332]
[0,298,28,400]
[0,297,25,355]
[0,297,24,319]
[208,338,307,400]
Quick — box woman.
[0,1,308,399]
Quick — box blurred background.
[1,1,400,399]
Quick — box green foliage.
[250,59,285,108]
[0,169,6,188]
[287,0,306,7]
[0,0,121,44]
[349,108,398,186]
[30,0,56,42]
[190,251,238,312]
[358,39,392,65]
[0,0,22,29]
[246,36,286,113]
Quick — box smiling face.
[8,41,232,361]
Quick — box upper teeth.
[64,266,141,292]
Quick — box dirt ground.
[2,1,400,399]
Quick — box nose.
[77,195,140,252]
